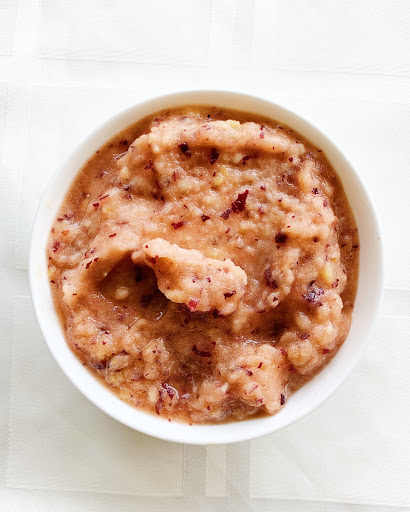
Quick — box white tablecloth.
[1,1,409,511]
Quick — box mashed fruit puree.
[47,106,359,423]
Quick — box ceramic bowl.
[29,90,383,444]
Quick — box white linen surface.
[1,1,409,511]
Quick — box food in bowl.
[47,105,359,424]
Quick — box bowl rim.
[29,89,384,445]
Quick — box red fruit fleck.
[275,232,287,243]
[226,227,231,233]
[289,157,293,162]
[312,188,318,194]
[50,280,55,284]
[264,268,278,288]
[92,202,99,208]
[303,286,324,306]
[322,348,330,354]
[171,221,186,229]
[332,279,339,288]
[242,153,259,165]
[155,397,163,415]
[163,383,175,400]
[246,369,253,376]
[57,217,63,222]
[108,233,117,237]
[188,298,200,311]
[313,237,319,243]
[258,362,263,369]
[231,189,249,213]
[201,214,210,222]
[94,257,99,262]
[85,260,92,269]
[260,185,266,191]
[298,332,310,340]
[210,148,219,165]
[224,291,236,299]
[280,394,285,405]
[193,345,212,357]
[52,240,60,252]
[99,194,109,200]
[179,142,191,157]
[221,208,231,220]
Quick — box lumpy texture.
[143,238,247,316]
[48,106,359,423]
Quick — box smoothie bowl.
[29,91,383,444]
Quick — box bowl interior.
[29,90,383,444]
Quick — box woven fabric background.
[0,1,409,510]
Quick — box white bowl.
[29,91,383,445]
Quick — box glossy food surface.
[47,106,359,424]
